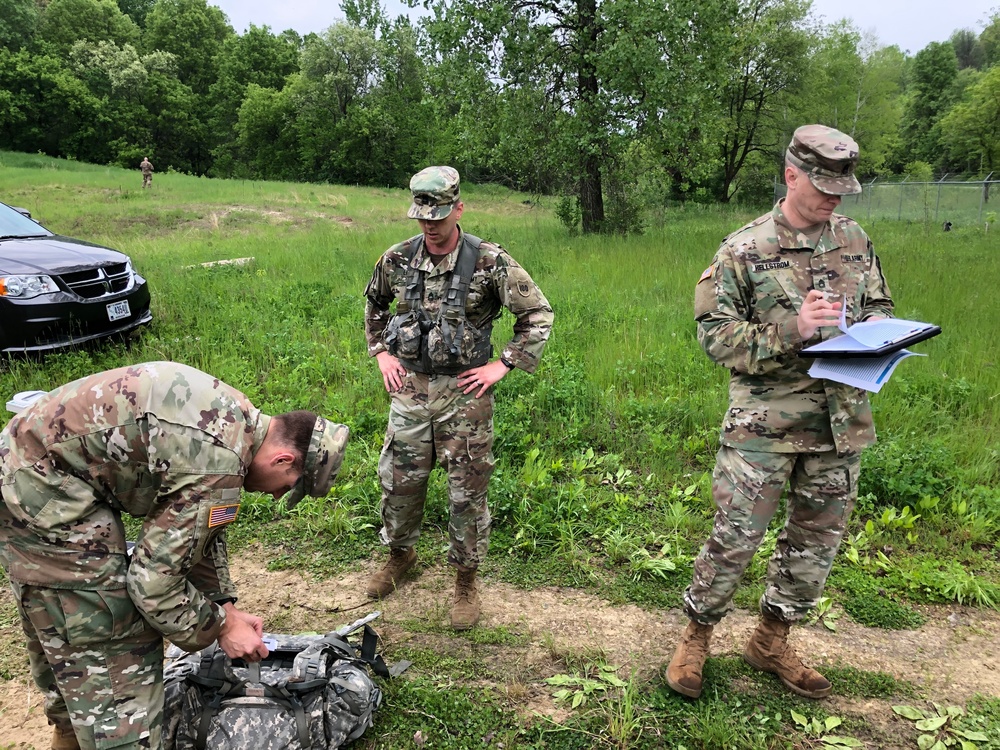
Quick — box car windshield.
[0,203,51,239]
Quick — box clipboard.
[800,317,941,359]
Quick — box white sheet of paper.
[843,318,937,349]
[808,350,925,393]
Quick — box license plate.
[107,300,131,321]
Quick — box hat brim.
[808,173,862,196]
[407,202,454,220]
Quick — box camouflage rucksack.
[162,613,398,750]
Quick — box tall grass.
[1,150,997,607]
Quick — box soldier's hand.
[376,351,407,393]
[798,290,842,341]
[457,360,509,398]
[218,604,268,662]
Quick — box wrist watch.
[500,355,515,370]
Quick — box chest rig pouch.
[384,234,493,375]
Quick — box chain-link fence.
[774,175,1000,227]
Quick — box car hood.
[0,235,130,275]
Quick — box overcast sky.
[210,0,994,56]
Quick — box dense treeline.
[2,0,999,231]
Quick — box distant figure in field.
[140,157,154,188]
[665,125,895,701]
[363,166,553,630]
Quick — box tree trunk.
[577,0,605,233]
[580,152,604,233]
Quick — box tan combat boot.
[743,613,832,699]
[51,725,80,750]
[665,620,714,698]
[366,547,418,599]
[451,567,480,631]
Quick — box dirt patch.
[1,548,998,748]
[0,679,49,748]
[176,206,357,232]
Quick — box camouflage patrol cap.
[786,124,862,196]
[407,166,460,220]
[284,418,349,509]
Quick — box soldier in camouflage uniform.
[665,126,894,700]
[140,157,153,188]
[364,166,553,630]
[0,362,349,750]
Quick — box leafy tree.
[289,21,384,181]
[117,0,156,28]
[979,11,1000,67]
[38,0,140,54]
[0,49,105,160]
[233,83,300,180]
[0,0,39,52]
[68,39,180,165]
[144,0,232,96]
[799,25,905,175]
[939,65,1000,174]
[715,0,812,202]
[898,41,958,167]
[139,69,204,172]
[207,24,301,175]
[950,28,985,70]
[421,0,736,233]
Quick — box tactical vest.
[383,233,493,375]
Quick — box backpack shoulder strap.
[442,233,483,309]
[403,234,425,306]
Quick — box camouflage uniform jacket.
[0,362,266,651]
[694,201,894,455]
[364,228,553,373]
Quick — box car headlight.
[0,275,59,298]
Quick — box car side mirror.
[12,207,32,219]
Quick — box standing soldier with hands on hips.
[364,166,553,630]
[666,125,894,700]
[0,362,349,750]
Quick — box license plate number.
[107,300,131,321]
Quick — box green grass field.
[1,151,999,749]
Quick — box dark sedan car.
[0,202,152,354]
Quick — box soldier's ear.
[272,450,297,467]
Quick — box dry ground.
[1,546,997,748]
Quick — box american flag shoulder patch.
[208,503,240,528]
[698,264,715,284]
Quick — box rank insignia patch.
[208,504,239,528]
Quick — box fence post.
[867,177,877,220]
[981,172,994,224]
[898,176,907,221]
[935,173,948,223]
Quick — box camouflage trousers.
[9,580,164,750]
[142,174,152,188]
[378,370,494,569]
[684,446,861,625]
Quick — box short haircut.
[271,410,317,471]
